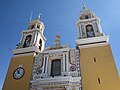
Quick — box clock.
[13,67,25,80]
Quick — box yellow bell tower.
[76,4,120,90]
[3,15,46,90]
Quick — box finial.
[54,35,60,47]
[55,35,60,39]
[36,13,41,20]
[82,3,86,10]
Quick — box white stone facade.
[30,44,82,90]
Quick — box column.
[20,34,24,45]
[63,54,65,72]
[42,56,46,74]
[78,25,82,38]
[66,52,69,72]
[21,34,26,46]
[30,32,35,46]
[33,31,38,44]
[48,59,51,76]
[65,86,71,90]
[45,56,48,74]
[96,21,103,34]
[75,87,79,90]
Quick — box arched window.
[23,35,32,48]
[37,24,40,29]
[31,25,34,29]
[39,39,42,50]
[86,25,95,38]
[98,78,101,84]
[85,15,89,19]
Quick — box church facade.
[3,5,120,90]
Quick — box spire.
[82,3,87,10]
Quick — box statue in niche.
[86,25,95,38]
[23,35,32,48]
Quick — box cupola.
[79,4,95,20]
[28,15,45,34]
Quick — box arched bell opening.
[86,25,95,38]
[23,35,32,48]
[39,39,42,51]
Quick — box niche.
[86,25,95,38]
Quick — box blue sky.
[0,0,120,89]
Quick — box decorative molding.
[76,35,109,48]
[30,76,81,88]
[13,46,40,55]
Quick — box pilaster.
[65,86,71,90]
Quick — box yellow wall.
[3,54,35,90]
[80,44,120,90]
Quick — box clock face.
[13,67,25,80]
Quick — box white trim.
[30,76,81,86]
[78,43,109,49]
[76,17,99,24]
[22,29,46,41]
[76,36,109,48]
[13,46,40,55]
[44,47,70,54]
[13,52,36,57]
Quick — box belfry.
[3,4,120,90]
[76,4,120,90]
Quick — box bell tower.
[3,15,46,90]
[76,4,109,47]
[16,15,46,53]
[76,4,120,90]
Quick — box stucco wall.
[80,44,120,90]
[3,54,35,90]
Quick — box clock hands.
[13,67,25,79]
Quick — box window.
[31,25,34,29]
[94,57,96,62]
[51,59,61,76]
[39,39,42,50]
[85,15,89,19]
[37,24,40,29]
[98,78,101,84]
